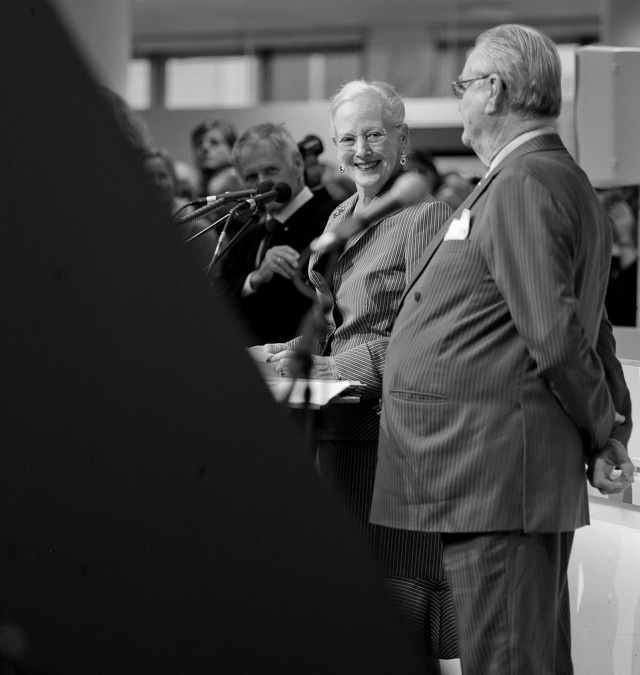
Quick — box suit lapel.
[309,194,357,297]
[399,175,493,302]
[340,204,404,255]
[310,172,411,278]
[400,132,567,301]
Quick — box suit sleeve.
[597,308,633,448]
[332,199,451,397]
[484,171,616,451]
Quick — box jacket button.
[414,291,421,302]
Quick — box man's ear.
[292,152,305,174]
[485,74,507,115]
[292,151,304,169]
[293,153,307,189]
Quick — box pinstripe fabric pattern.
[370,134,628,535]
[442,531,574,675]
[311,177,451,386]
[317,439,458,659]
[302,172,451,440]
[285,172,458,659]
[385,577,459,661]
[316,440,445,578]
[597,308,633,447]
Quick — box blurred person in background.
[141,148,187,216]
[173,160,200,202]
[600,188,638,326]
[434,170,476,210]
[98,86,152,159]
[141,147,220,277]
[298,133,356,201]
[404,147,443,196]
[190,119,242,198]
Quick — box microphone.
[191,187,258,206]
[230,181,293,215]
[213,181,275,258]
[176,181,270,226]
[310,172,430,252]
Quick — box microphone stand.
[173,197,228,228]
[288,246,340,457]
[174,198,233,252]
[209,206,266,268]
[174,206,231,283]
[184,213,229,244]
[210,182,290,269]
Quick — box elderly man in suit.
[370,24,634,675]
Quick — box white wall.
[50,0,130,95]
[137,96,575,174]
[570,334,640,675]
[570,499,640,675]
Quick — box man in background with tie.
[369,24,634,675]
[214,122,339,345]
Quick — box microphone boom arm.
[209,207,266,268]
[174,197,228,227]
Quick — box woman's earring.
[339,164,345,173]
[400,152,407,166]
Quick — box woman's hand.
[249,343,283,354]
[267,351,339,380]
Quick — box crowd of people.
[103,23,636,675]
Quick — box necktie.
[255,217,278,267]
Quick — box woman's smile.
[355,159,380,171]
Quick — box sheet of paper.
[247,348,281,380]
[267,379,356,407]
[247,349,362,407]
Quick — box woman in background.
[141,148,220,278]
[141,147,189,216]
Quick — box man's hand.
[249,245,300,290]
[588,437,635,495]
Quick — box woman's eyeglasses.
[336,129,389,149]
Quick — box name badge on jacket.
[443,208,471,240]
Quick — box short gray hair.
[473,24,562,119]
[329,80,406,134]
[231,122,302,171]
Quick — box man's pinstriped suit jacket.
[370,134,632,534]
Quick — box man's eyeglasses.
[451,75,491,99]
[335,129,389,149]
